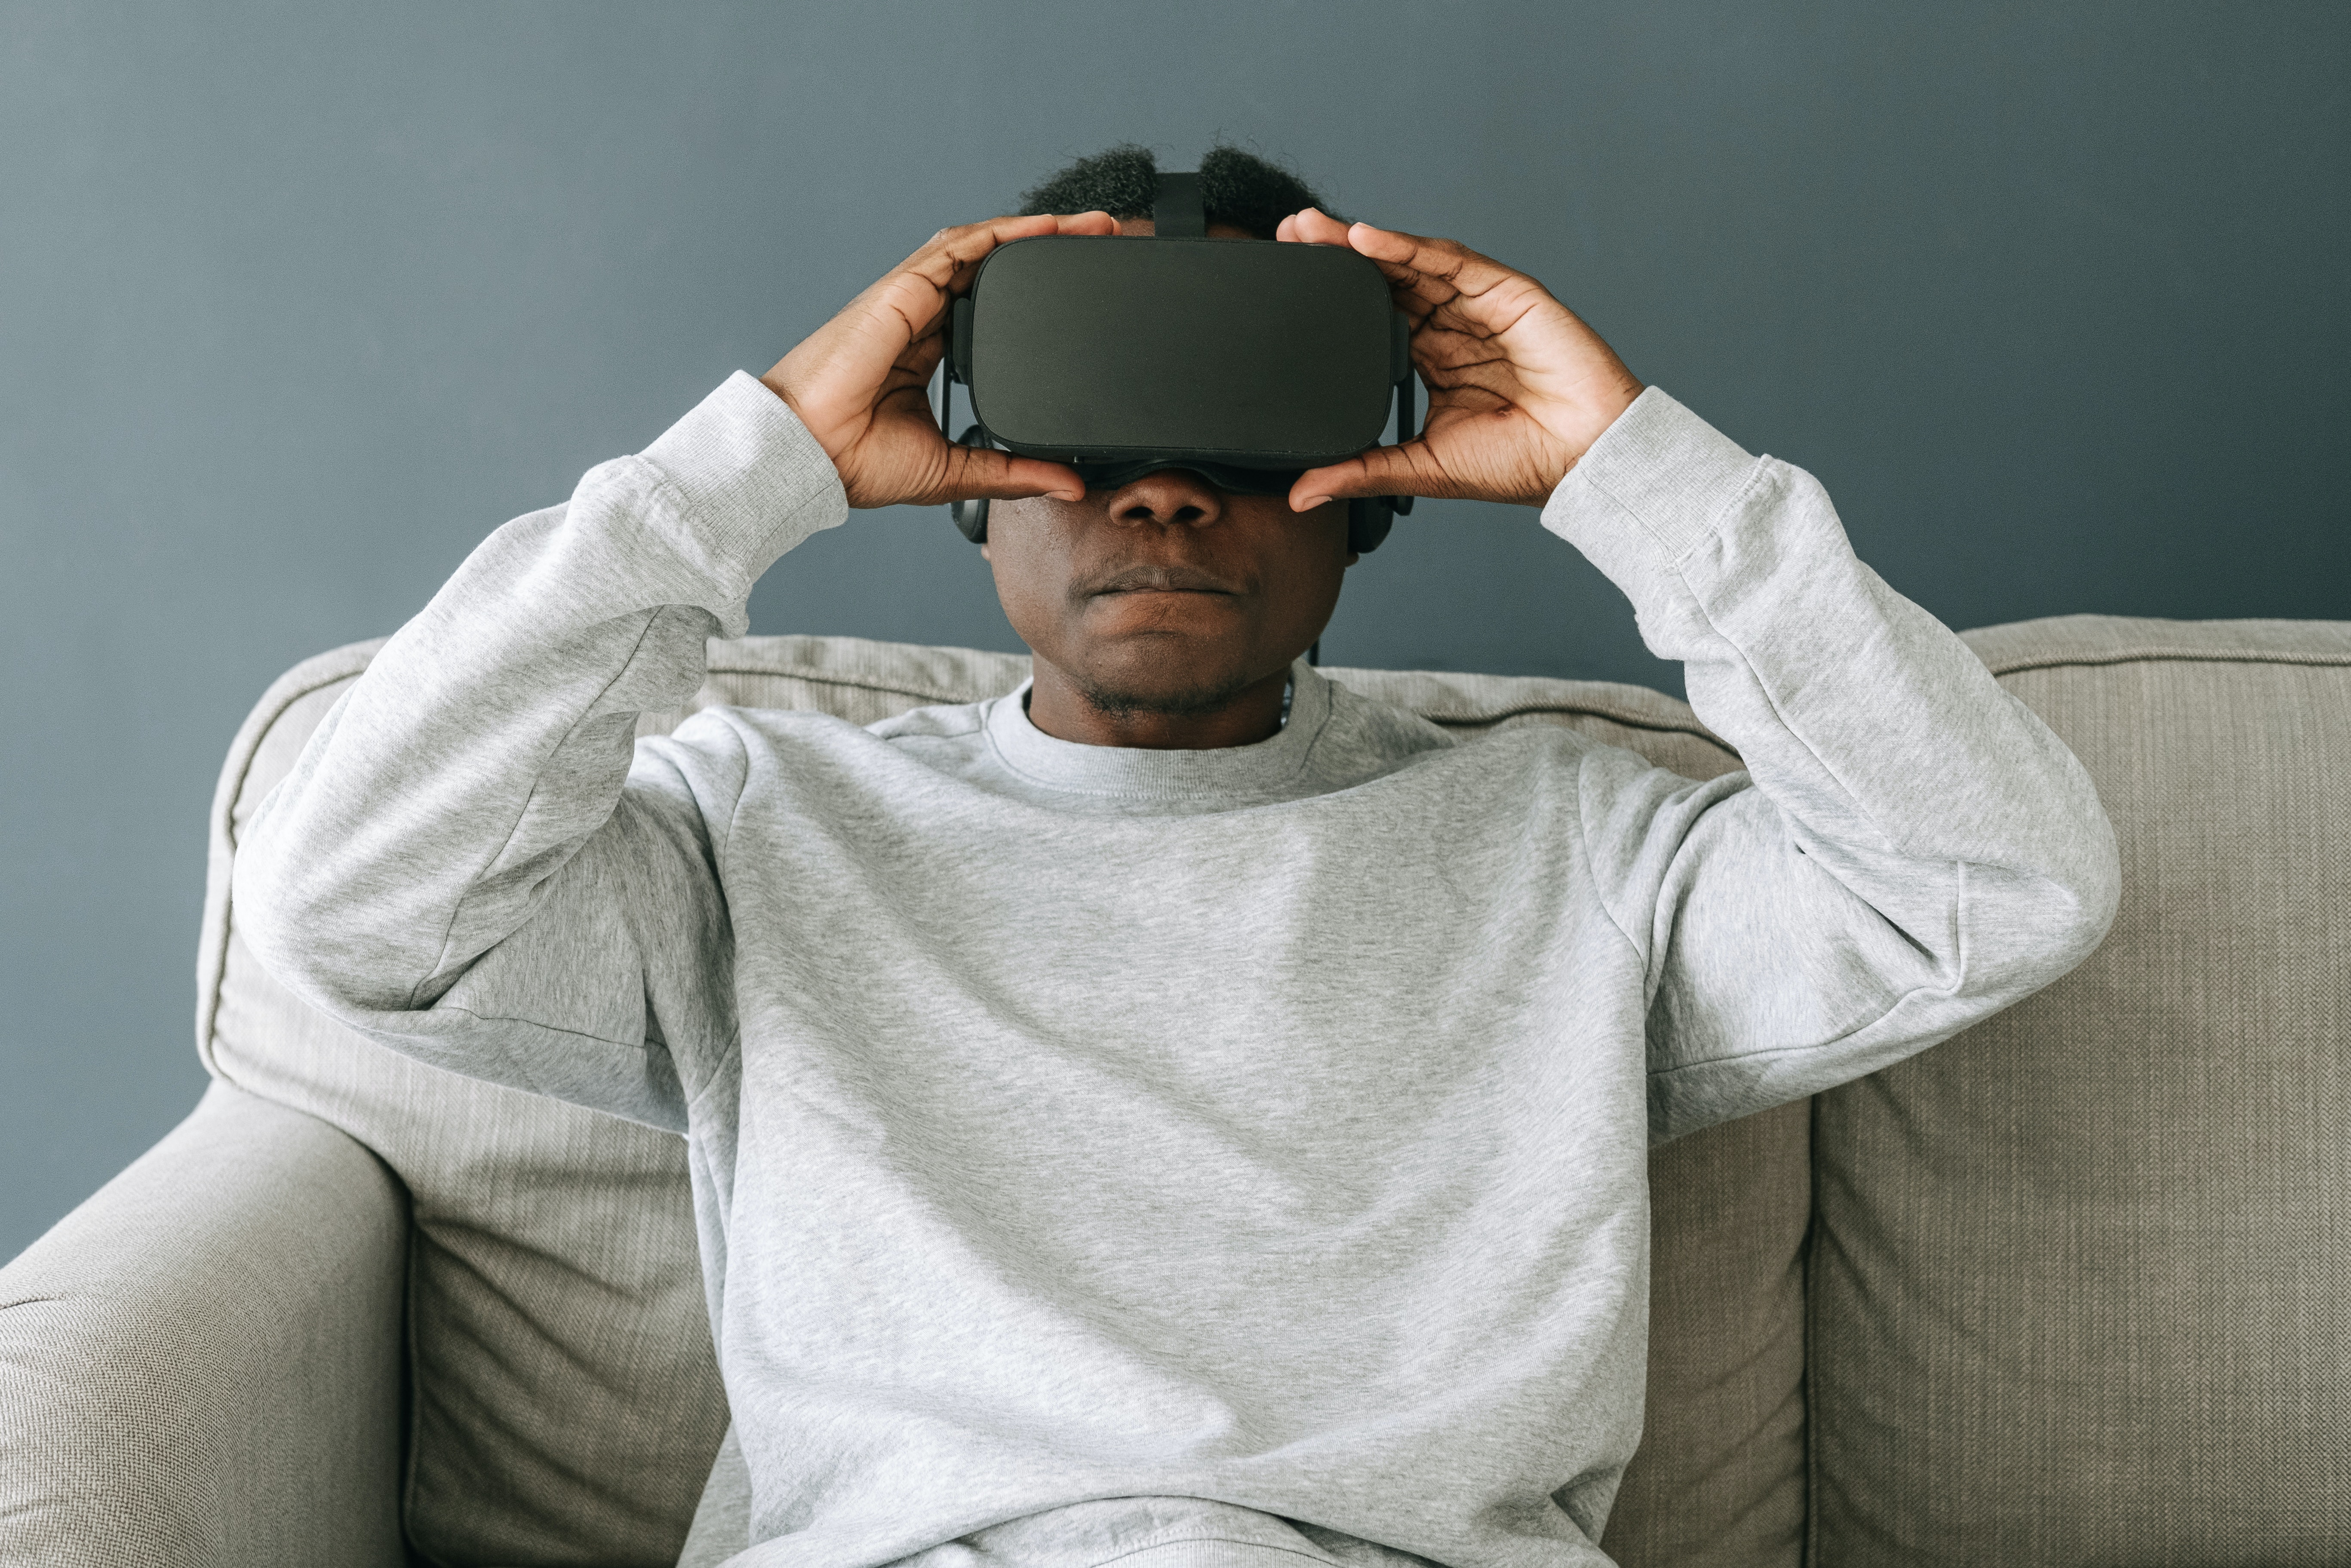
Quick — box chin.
[1070,643,1261,721]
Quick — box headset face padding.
[948,486,1391,553]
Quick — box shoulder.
[1321,678,1457,761]
[864,699,990,744]
[647,697,997,784]
[636,703,876,790]
[659,701,910,750]
[1318,676,1613,781]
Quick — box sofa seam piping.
[203,647,381,1076]
[704,664,1738,751]
[1983,647,2351,675]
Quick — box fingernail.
[1299,496,1329,511]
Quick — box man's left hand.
[1274,210,1644,511]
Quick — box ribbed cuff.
[1539,386,1761,579]
[635,370,850,594]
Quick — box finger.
[827,211,1119,389]
[1411,336,1531,402]
[841,212,1095,363]
[1341,223,1558,338]
[1290,441,1464,509]
[890,328,946,384]
[1274,211,1513,348]
[904,209,1119,297]
[938,443,1087,505]
[904,212,1063,282]
[1280,206,1356,248]
[877,351,943,412]
[855,214,1064,347]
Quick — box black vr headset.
[936,171,1417,555]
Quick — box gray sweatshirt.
[235,374,2119,1568]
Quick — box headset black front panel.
[967,237,1394,467]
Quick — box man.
[237,145,2119,1568]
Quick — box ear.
[978,541,993,563]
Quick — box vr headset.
[937,171,1417,554]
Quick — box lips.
[1085,566,1240,596]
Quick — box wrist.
[756,366,821,449]
[1539,387,1758,561]
[636,371,852,586]
[1555,374,1647,475]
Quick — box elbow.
[229,817,390,1018]
[2042,745,2125,969]
[229,824,318,998]
[2072,811,2124,958]
[2046,787,2124,968]
[1969,802,2123,1001]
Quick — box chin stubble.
[1073,668,1259,722]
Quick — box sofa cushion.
[1808,615,2351,1565]
[203,642,728,1568]
[203,634,1801,1568]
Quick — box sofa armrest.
[0,1080,408,1568]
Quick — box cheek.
[980,503,1077,634]
[1256,504,1352,583]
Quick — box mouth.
[1083,567,1242,598]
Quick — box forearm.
[235,372,845,1018]
[1552,389,2115,907]
[1548,390,2120,1128]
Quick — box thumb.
[1291,443,1442,511]
[937,443,1086,505]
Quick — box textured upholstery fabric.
[1809,615,2351,1565]
[0,1082,406,1568]
[1607,1099,1809,1567]
[204,642,730,1568]
[199,633,1805,1567]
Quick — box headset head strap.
[1153,172,1206,237]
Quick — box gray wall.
[3,1,2345,1258]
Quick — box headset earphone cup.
[950,495,989,543]
[944,421,993,541]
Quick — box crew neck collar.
[984,660,1334,802]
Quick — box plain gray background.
[3,2,2345,1259]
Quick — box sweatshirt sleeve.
[1543,388,2121,1145]
[232,372,848,1130]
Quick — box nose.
[1105,470,1224,529]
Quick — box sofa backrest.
[1810,615,2351,1564]
[201,635,1796,1568]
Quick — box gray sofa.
[3,615,2345,1567]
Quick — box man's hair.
[1017,143,1338,241]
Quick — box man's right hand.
[761,213,1118,509]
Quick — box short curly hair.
[1017,143,1338,240]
